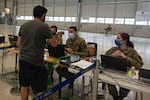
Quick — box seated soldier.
[105,32,143,100]
[56,26,88,88]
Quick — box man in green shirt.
[17,5,57,100]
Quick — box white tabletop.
[99,70,150,94]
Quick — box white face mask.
[68,33,75,39]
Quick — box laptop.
[48,44,65,58]
[0,35,5,43]
[139,68,150,84]
[8,35,18,46]
[70,54,80,63]
[100,55,129,72]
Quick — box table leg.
[58,75,62,98]
[140,92,143,100]
[2,49,4,75]
[135,92,138,100]
[10,53,20,95]
[82,76,85,95]
[15,53,18,73]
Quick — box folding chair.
[80,42,97,97]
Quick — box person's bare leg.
[21,86,29,100]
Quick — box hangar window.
[115,18,124,24]
[66,17,72,22]
[81,17,89,23]
[97,18,105,23]
[72,17,76,22]
[105,18,113,24]
[148,21,150,25]
[59,17,65,22]
[24,16,33,20]
[49,17,53,21]
[88,17,96,23]
[136,21,147,25]
[16,16,24,20]
[125,18,135,25]
[54,17,59,21]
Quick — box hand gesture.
[112,50,126,58]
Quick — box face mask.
[68,33,75,39]
[115,39,121,47]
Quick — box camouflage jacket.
[55,34,63,45]
[105,47,143,68]
[66,36,88,56]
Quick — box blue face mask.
[115,39,121,47]
[68,33,75,39]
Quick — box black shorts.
[19,60,48,94]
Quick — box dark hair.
[33,5,47,18]
[69,26,77,32]
[119,32,134,48]
[50,25,57,32]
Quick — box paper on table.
[71,60,93,69]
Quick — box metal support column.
[42,0,45,6]
[96,0,99,32]
[133,0,138,36]
[4,0,7,8]
[64,0,67,29]
[52,0,55,25]
[12,0,17,35]
[76,0,81,31]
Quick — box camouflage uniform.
[105,46,143,68]
[105,46,143,100]
[56,36,88,88]
[66,35,88,56]
[55,31,64,45]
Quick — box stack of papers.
[71,60,93,69]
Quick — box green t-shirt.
[19,20,52,66]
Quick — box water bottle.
[127,66,136,80]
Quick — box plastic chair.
[8,35,17,46]
[87,42,97,57]
[0,35,5,43]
